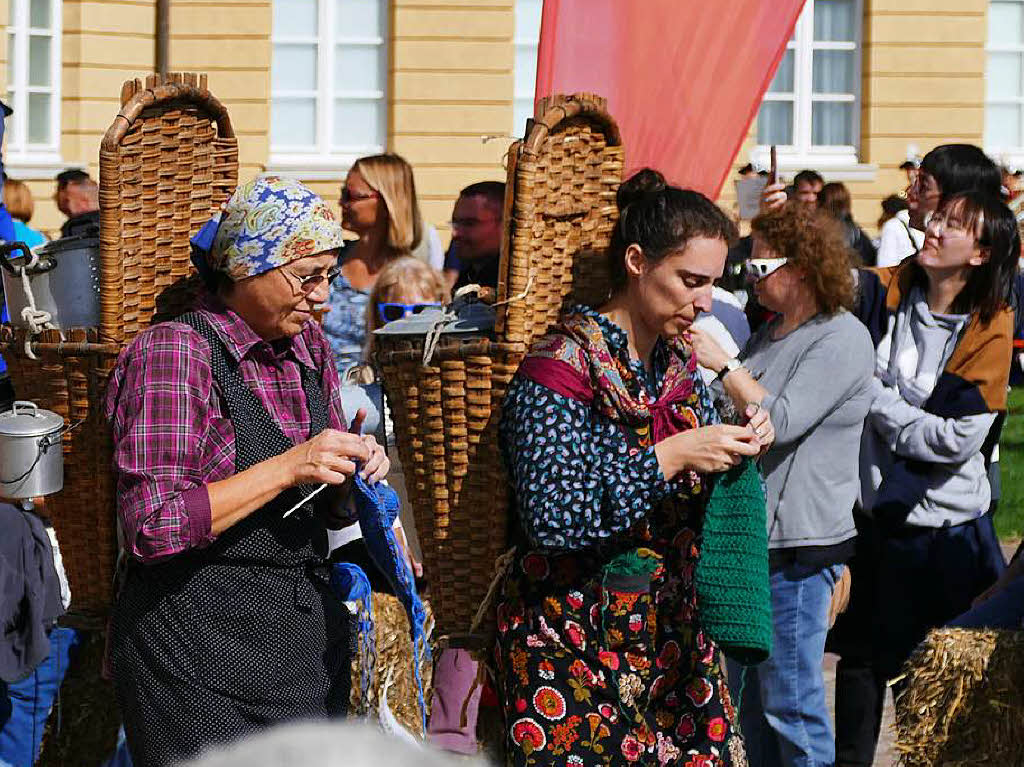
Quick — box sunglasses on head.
[745,258,788,281]
[377,301,442,323]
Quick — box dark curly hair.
[607,168,737,291]
[751,201,856,314]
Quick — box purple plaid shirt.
[104,296,348,563]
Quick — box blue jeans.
[729,563,842,767]
[0,627,80,767]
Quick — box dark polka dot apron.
[113,313,351,767]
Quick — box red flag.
[535,0,805,197]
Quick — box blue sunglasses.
[377,301,442,323]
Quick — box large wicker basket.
[0,73,237,621]
[374,94,624,643]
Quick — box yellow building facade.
[0,0,1011,241]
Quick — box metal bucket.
[0,401,65,499]
[1,232,102,330]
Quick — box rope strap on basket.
[17,249,65,360]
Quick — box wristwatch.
[716,357,743,382]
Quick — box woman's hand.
[349,407,390,483]
[745,403,775,454]
[283,428,369,487]
[689,327,732,373]
[359,433,389,483]
[972,555,1024,607]
[761,181,788,213]
[655,424,761,480]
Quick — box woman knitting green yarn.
[494,168,775,767]
[691,200,874,767]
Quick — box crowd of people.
[1,139,1023,767]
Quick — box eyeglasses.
[340,188,379,205]
[746,258,788,281]
[281,263,342,293]
[377,301,442,323]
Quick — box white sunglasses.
[746,258,789,281]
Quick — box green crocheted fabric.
[695,458,772,665]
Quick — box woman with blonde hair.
[323,153,425,376]
[3,178,46,248]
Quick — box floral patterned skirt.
[495,536,746,766]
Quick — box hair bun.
[616,168,667,211]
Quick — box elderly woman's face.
[229,252,337,340]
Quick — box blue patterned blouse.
[499,308,719,551]
[322,268,369,377]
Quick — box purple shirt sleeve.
[105,326,225,563]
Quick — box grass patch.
[997,387,1024,543]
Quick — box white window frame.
[268,0,387,174]
[753,0,865,174]
[985,1,1024,167]
[512,0,542,135]
[5,0,62,168]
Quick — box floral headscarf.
[191,176,346,282]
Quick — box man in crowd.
[54,169,99,238]
[448,181,504,293]
[792,169,824,207]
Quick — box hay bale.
[351,593,433,736]
[895,628,1024,766]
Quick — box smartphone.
[768,145,778,186]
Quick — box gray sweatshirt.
[859,288,996,527]
[738,311,874,551]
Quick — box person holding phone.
[105,177,389,767]
[495,169,773,767]
[690,201,874,767]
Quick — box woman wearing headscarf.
[104,177,389,767]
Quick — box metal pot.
[1,231,102,330]
[0,401,65,499]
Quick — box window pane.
[7,34,17,88]
[812,101,855,145]
[757,101,794,145]
[274,0,318,38]
[767,49,794,93]
[271,97,317,147]
[515,46,537,97]
[988,52,1023,99]
[813,50,855,94]
[814,0,855,42]
[333,98,384,147]
[990,2,1024,47]
[335,0,383,39]
[28,35,51,87]
[515,0,543,41]
[30,0,51,28]
[272,44,317,91]
[334,44,383,93]
[27,93,50,144]
[986,103,1023,148]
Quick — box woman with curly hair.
[691,201,874,767]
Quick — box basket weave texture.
[374,94,623,641]
[1,73,237,619]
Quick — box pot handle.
[11,401,39,416]
[0,242,30,275]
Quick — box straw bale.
[895,627,1024,765]
[350,593,434,736]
